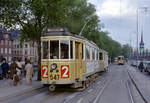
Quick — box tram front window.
[42,41,49,59]
[60,40,69,59]
[50,41,59,59]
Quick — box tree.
[1,0,101,80]
[0,0,127,80]
[121,44,132,58]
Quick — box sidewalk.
[0,73,42,101]
[127,65,150,102]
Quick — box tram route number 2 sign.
[42,65,48,78]
[42,65,70,79]
[61,65,70,78]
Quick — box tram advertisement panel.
[61,65,70,78]
[42,65,48,78]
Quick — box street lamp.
[136,7,148,61]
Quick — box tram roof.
[42,27,99,48]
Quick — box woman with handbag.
[10,58,21,86]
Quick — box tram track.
[61,73,108,103]
[2,87,47,103]
[127,69,148,103]
[126,80,135,103]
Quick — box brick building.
[0,29,38,62]
[0,30,13,62]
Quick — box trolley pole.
[79,14,95,36]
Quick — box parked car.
[131,60,139,67]
[145,62,150,74]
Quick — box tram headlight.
[51,63,57,70]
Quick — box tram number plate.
[61,65,70,78]
[42,65,48,78]
[49,74,60,80]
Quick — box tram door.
[75,42,82,79]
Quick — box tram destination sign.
[47,27,66,32]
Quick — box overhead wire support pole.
[136,8,139,62]
[136,7,148,61]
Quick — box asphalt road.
[3,64,145,103]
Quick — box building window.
[9,48,11,54]
[1,40,3,45]
[25,50,27,55]
[9,41,11,46]
[5,48,7,54]
[5,41,8,45]
[1,48,3,54]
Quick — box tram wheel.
[49,84,56,92]
[85,79,90,88]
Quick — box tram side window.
[95,50,98,60]
[50,41,59,59]
[92,48,95,60]
[97,50,99,60]
[70,41,73,59]
[42,41,49,59]
[86,45,90,60]
[82,43,84,59]
[99,52,103,60]
[60,40,69,59]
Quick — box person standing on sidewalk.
[16,58,22,84]
[25,59,34,85]
[10,58,21,86]
[1,58,9,86]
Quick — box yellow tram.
[41,28,108,91]
[118,56,125,65]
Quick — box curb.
[0,85,43,102]
[127,70,148,103]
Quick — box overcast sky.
[88,0,150,50]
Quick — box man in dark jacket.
[139,61,144,72]
[1,58,9,86]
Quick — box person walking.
[25,59,34,85]
[138,61,144,72]
[16,58,22,84]
[10,58,21,86]
[1,58,9,87]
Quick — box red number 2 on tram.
[61,65,70,78]
[42,65,48,78]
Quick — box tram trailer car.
[41,28,108,91]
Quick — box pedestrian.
[25,59,34,85]
[1,58,9,87]
[9,58,21,86]
[138,61,144,72]
[16,58,23,84]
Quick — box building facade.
[0,29,38,62]
[12,38,38,62]
[0,31,13,62]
